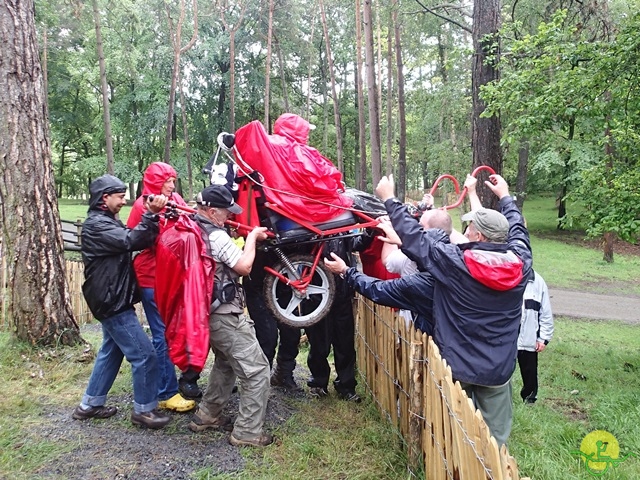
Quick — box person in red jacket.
[127,162,196,411]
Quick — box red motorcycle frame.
[173,139,497,327]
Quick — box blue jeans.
[82,308,159,413]
[141,288,179,400]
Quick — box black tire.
[264,253,336,327]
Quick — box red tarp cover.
[233,117,353,225]
[155,215,213,373]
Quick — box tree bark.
[515,139,529,211]
[92,0,114,174]
[393,0,406,203]
[471,0,502,209]
[363,0,382,186]
[385,16,393,176]
[0,0,81,346]
[355,0,368,191]
[163,0,198,164]
[178,71,193,201]
[264,0,274,128]
[276,39,290,112]
[319,0,343,172]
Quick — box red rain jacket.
[127,162,188,288]
[155,214,213,373]
[233,115,353,224]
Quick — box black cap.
[196,185,243,214]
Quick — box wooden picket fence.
[355,295,530,480]
[0,257,95,328]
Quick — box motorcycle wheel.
[264,253,336,327]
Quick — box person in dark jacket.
[72,174,171,430]
[325,173,532,446]
[306,237,361,403]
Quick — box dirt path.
[28,366,309,480]
[549,288,640,323]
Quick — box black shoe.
[131,409,171,429]
[179,382,203,400]
[271,374,303,392]
[72,405,118,420]
[338,391,362,403]
[309,386,329,398]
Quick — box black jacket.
[384,195,533,386]
[344,269,435,334]
[81,175,160,321]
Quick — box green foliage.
[569,165,640,242]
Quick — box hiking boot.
[309,386,329,398]
[338,390,362,403]
[72,405,118,420]
[188,409,234,432]
[229,432,274,447]
[179,382,203,400]
[159,393,196,412]
[270,373,303,392]
[131,409,171,429]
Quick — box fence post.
[74,218,83,247]
[408,338,424,472]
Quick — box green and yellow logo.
[571,430,636,476]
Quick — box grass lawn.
[510,317,640,479]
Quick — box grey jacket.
[518,272,554,351]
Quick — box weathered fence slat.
[355,295,525,480]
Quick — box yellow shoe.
[159,393,196,412]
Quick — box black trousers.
[306,278,357,394]
[517,349,538,402]
[245,250,300,375]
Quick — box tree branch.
[413,0,472,33]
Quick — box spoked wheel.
[264,253,336,328]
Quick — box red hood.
[142,162,177,196]
[463,249,523,291]
[273,113,312,144]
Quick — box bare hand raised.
[375,175,395,202]
[484,174,510,199]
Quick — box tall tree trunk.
[92,0,114,173]
[276,39,290,112]
[217,0,247,132]
[471,0,502,209]
[163,0,198,164]
[385,17,393,176]
[305,9,317,119]
[319,0,343,172]
[393,0,406,202]
[0,0,81,346]
[557,116,575,227]
[355,0,367,191]
[178,71,193,201]
[375,0,383,126]
[363,0,382,186]
[515,139,528,211]
[318,41,329,151]
[264,0,274,128]
[603,94,615,263]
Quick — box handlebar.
[427,165,496,210]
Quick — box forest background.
[1,0,640,345]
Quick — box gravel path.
[549,288,640,323]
